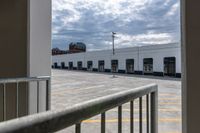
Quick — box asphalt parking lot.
[51,69,181,133]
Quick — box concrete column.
[28,0,51,114]
[182,0,200,132]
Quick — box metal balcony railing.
[0,76,51,121]
[0,84,158,133]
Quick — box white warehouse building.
[52,43,181,77]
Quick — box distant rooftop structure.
[52,42,86,56]
[69,42,86,53]
[52,48,67,55]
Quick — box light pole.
[112,32,116,78]
[112,32,116,55]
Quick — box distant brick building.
[52,42,86,56]
[52,48,67,55]
[69,42,86,53]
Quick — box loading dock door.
[143,58,153,74]
[87,61,93,71]
[69,62,73,70]
[126,59,134,73]
[164,57,176,76]
[61,62,65,69]
[98,60,105,72]
[54,62,58,68]
[111,60,118,73]
[77,61,83,70]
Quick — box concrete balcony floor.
[51,69,181,133]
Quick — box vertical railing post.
[3,83,6,121]
[146,94,149,133]
[101,112,106,133]
[118,106,122,133]
[37,81,40,113]
[76,123,81,133]
[46,79,51,110]
[130,101,134,133]
[27,81,30,115]
[16,82,19,118]
[150,89,158,133]
[139,97,143,133]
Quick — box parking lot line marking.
[159,102,181,105]
[83,118,181,123]
[159,98,181,100]
[159,109,181,112]
[163,132,181,133]
[159,93,179,96]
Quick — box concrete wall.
[182,0,200,132]
[0,0,28,121]
[52,43,181,76]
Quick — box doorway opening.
[54,62,58,68]
[61,62,65,69]
[164,57,176,77]
[126,59,134,74]
[69,62,73,70]
[98,60,105,72]
[77,61,83,70]
[111,60,118,73]
[87,61,93,71]
[143,58,153,75]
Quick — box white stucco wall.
[52,43,181,75]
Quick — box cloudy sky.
[52,0,180,51]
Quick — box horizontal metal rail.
[0,83,157,133]
[0,76,50,84]
[0,76,51,121]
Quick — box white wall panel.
[52,43,181,75]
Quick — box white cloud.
[166,2,179,16]
[114,32,174,48]
[52,0,180,50]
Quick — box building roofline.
[52,43,180,57]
